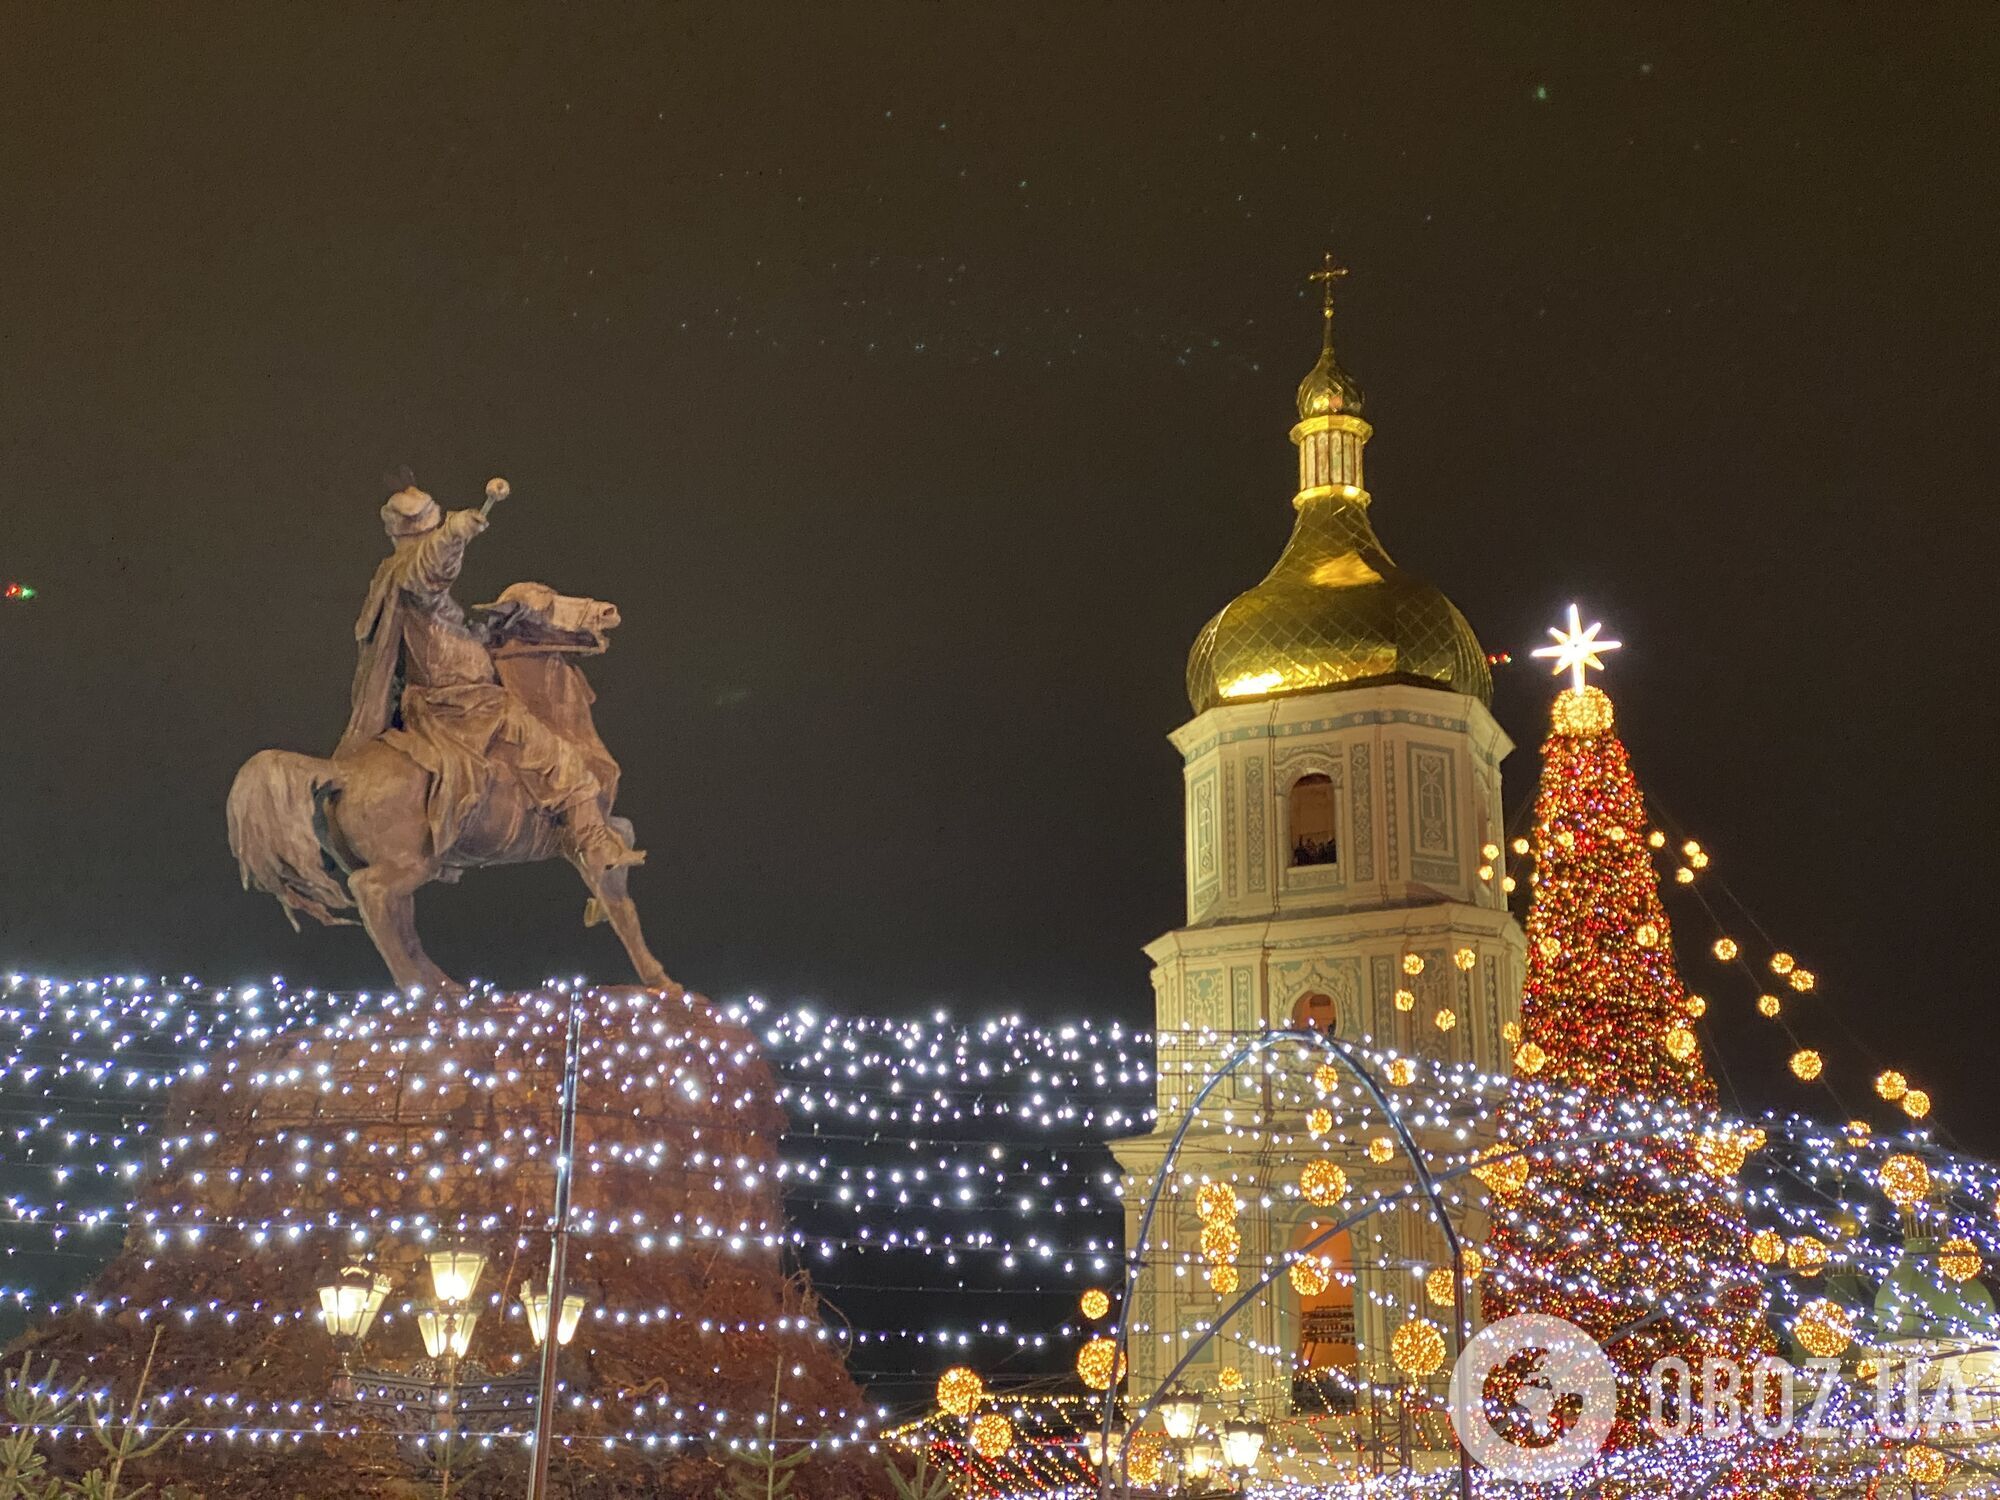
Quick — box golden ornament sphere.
[1394,987,1417,1012]
[1606,824,1627,843]
[1367,1136,1397,1164]
[1511,836,1531,856]
[1216,1365,1245,1393]
[1551,685,1614,736]
[1514,1041,1547,1075]
[1880,1154,1931,1209]
[1682,839,1701,859]
[1555,829,1576,850]
[1793,1298,1854,1359]
[1769,951,1796,975]
[1536,935,1560,960]
[1299,1160,1348,1207]
[1482,841,1501,861]
[1756,994,1782,1018]
[1076,1337,1125,1391]
[1663,1025,1698,1062]
[1789,968,1816,993]
[1647,830,1667,849]
[1313,1063,1341,1094]
[1788,1048,1823,1081]
[1433,1008,1458,1033]
[1424,1266,1456,1307]
[1307,1107,1333,1138]
[1684,994,1707,1018]
[1501,1020,1522,1043]
[1690,849,1710,869]
[1461,1245,1486,1278]
[1940,1237,1983,1283]
[1402,953,1426,977]
[1846,1120,1873,1143]
[1471,1146,1530,1196]
[1288,1255,1332,1297]
[1751,1228,1786,1264]
[1875,1070,1909,1102]
[970,1412,1014,1459]
[1195,1182,1240,1224]
[1453,947,1478,972]
[1787,1235,1830,1276]
[1207,1263,1240,1296]
[1387,1058,1417,1088]
[1079,1288,1111,1321]
[1905,1445,1950,1485]
[1476,863,1495,881]
[1713,937,1739,961]
[1902,1088,1932,1120]
[1199,1222,1241,1264]
[1391,1318,1448,1378]
[1126,1431,1166,1487]
[1693,1129,1749,1178]
[936,1365,985,1417]
[1636,922,1660,948]
[1674,867,1695,884]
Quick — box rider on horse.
[337,476,644,873]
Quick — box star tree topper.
[1532,603,1621,692]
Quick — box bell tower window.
[1289,773,1338,867]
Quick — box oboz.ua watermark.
[1449,1314,2000,1480]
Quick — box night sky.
[2,9,1996,1140]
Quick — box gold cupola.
[1185,258,1491,714]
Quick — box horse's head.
[474,581,621,654]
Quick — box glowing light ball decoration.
[1788,1048,1823,1081]
[1394,988,1416,1012]
[1712,937,1738,961]
[1514,1041,1547,1075]
[937,1366,985,1417]
[1386,1058,1416,1088]
[1216,1366,1245,1393]
[1424,1267,1456,1307]
[1940,1238,1983,1283]
[1906,1445,1950,1485]
[1788,1236,1830,1277]
[1125,1432,1165,1488]
[1288,1256,1332,1297]
[1453,947,1477,971]
[1433,1007,1458,1032]
[1793,1299,1854,1358]
[1306,1107,1333,1137]
[1195,1182,1239,1224]
[1876,1070,1909,1101]
[1298,1160,1347,1206]
[969,1412,1014,1459]
[1312,1063,1340,1094]
[1367,1136,1396,1164]
[1663,1026,1698,1062]
[1756,993,1782,1017]
[1402,953,1425,977]
[1076,1337,1124,1391]
[1879,1154,1932,1209]
[1079,1288,1111,1321]
[1770,952,1796,975]
[1207,1264,1239,1295]
[1471,1147,1529,1197]
[1390,1319,1446,1379]
[1199,1222,1241,1264]
[1903,1088,1932,1119]
[1461,1245,1485,1278]
[1751,1229,1786,1265]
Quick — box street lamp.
[318,1265,392,1346]
[1219,1412,1266,1472]
[426,1244,489,1306]
[1159,1386,1202,1443]
[520,1287,586,1348]
[416,1302,480,1363]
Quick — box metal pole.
[527,988,586,1500]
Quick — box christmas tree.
[1480,613,1791,1478]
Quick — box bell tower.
[1112,261,1525,1419]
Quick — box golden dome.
[1297,340,1365,419]
[1186,498,1491,713]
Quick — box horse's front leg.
[570,831,677,995]
[350,859,457,994]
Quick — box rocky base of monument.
[11,985,884,1500]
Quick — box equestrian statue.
[227,472,674,994]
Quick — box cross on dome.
[1307,252,1349,335]
[1532,603,1622,693]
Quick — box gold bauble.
[1367,1136,1397,1164]
[1313,1063,1341,1094]
[1126,1431,1166,1487]
[1471,1146,1530,1196]
[1216,1365,1245,1393]
[1647,830,1666,849]
[1461,1245,1486,1278]
[1433,1007,1458,1033]
[1693,1129,1749,1178]
[1879,1153,1931,1209]
[1788,1048,1823,1081]
[1902,1088,1932,1120]
[1199,1222,1242,1264]
[1076,1337,1125,1391]
[1195,1181,1240,1224]
[1501,1020,1522,1043]
[1391,1319,1447,1378]
[1684,994,1707,1019]
[1770,952,1796,975]
[1756,994,1782,1018]
[1288,1255,1332,1297]
[1750,1228,1786,1264]
[1940,1237,1983,1283]
[1551,685,1614,736]
[1453,947,1478,972]
[1511,837,1530,855]
[1636,923,1660,948]
[1387,1058,1417,1087]
[1905,1446,1950,1485]
[1793,1299,1853,1359]
[1789,968,1816,993]
[1663,1026,1698,1062]
[1514,1041,1547,1075]
[1299,1160,1348,1207]
[1402,953,1425,977]
[1536,936,1560,961]
[1307,1107,1333,1138]
[970,1412,1014,1459]
[1787,1235,1830,1277]
[936,1365,985,1417]
[1208,1263,1240,1296]
[1875,1070,1909,1102]
[1079,1288,1111,1321]
[1394,987,1417,1012]
[1424,1266,1456,1307]
[1713,937,1739,961]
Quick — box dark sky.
[2,8,1996,1136]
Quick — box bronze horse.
[226,585,674,994]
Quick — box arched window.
[1290,991,1338,1034]
[1291,1221,1358,1412]
[1290,773,1337,867]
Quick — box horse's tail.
[226,750,357,929]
